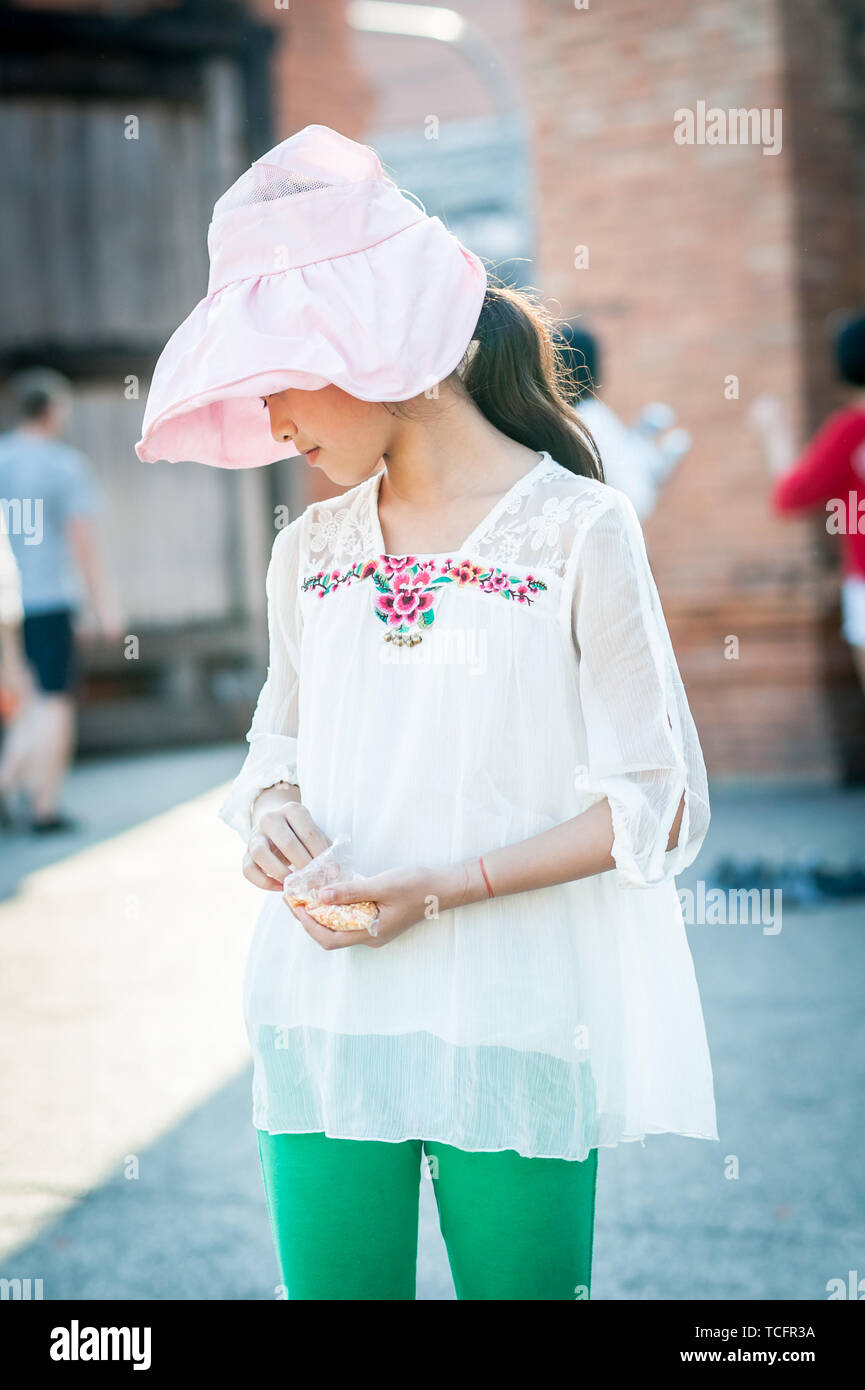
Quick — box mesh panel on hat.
[214,161,338,218]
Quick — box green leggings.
[256,1129,598,1300]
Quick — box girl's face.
[263,385,394,487]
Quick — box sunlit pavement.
[0,747,863,1300]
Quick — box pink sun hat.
[134,124,488,469]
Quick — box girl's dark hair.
[457,280,604,481]
[554,321,600,403]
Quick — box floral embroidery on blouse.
[301,555,548,645]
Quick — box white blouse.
[219,451,717,1161]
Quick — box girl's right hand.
[243,801,331,891]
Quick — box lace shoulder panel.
[299,475,379,573]
[474,463,617,578]
[297,461,619,580]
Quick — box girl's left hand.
[286,865,440,950]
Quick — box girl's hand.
[243,801,330,891]
[287,865,439,950]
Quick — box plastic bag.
[283,835,380,936]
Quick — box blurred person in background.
[555,321,692,520]
[0,368,121,832]
[751,314,865,699]
[0,520,31,827]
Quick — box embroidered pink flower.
[481,571,510,593]
[381,555,416,578]
[377,574,435,628]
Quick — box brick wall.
[255,0,865,778]
[526,0,865,779]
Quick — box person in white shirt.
[555,321,692,520]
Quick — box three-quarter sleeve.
[569,489,710,888]
[217,515,303,842]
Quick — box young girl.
[136,125,717,1301]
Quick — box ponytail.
[457,279,604,482]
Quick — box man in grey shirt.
[0,369,120,831]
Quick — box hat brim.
[135,220,487,468]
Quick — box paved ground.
[0,747,863,1300]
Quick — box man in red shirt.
[753,316,865,696]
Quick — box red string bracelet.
[479,855,495,899]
